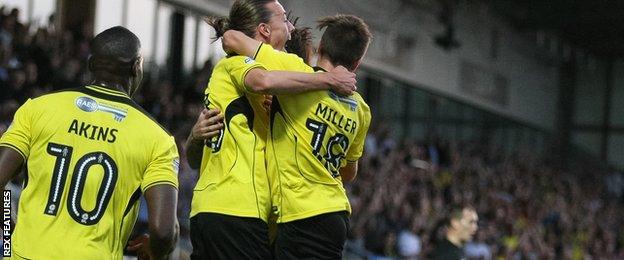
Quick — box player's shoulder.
[333,92,369,111]
[349,92,371,117]
[29,87,83,102]
[219,54,258,67]
[354,92,370,110]
[127,102,173,138]
[20,87,84,112]
[212,55,264,77]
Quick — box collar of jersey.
[313,66,327,72]
[85,85,131,99]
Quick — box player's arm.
[342,105,371,183]
[0,100,32,189]
[185,108,223,169]
[222,30,262,58]
[0,147,23,189]
[244,66,355,95]
[224,30,356,95]
[340,161,358,182]
[144,184,179,260]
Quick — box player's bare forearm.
[149,221,179,260]
[145,185,179,259]
[0,147,24,189]
[245,67,356,95]
[185,135,204,170]
[222,30,262,57]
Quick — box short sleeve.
[346,102,371,162]
[254,43,314,72]
[229,55,266,93]
[0,99,34,160]
[141,136,180,192]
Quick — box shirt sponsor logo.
[244,57,255,64]
[76,97,98,112]
[328,92,358,111]
[75,97,128,122]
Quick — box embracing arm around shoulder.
[222,30,262,57]
[244,66,356,95]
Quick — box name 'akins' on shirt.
[67,119,118,143]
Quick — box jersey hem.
[190,208,268,223]
[278,206,351,223]
[142,180,178,192]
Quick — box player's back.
[1,85,179,259]
[192,54,273,221]
[268,75,371,222]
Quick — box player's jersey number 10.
[44,142,118,225]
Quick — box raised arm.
[222,30,262,58]
[224,30,356,96]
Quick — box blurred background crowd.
[2,5,624,259]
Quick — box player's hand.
[326,65,356,96]
[190,108,224,143]
[127,234,153,260]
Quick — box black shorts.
[274,211,349,260]
[190,212,272,260]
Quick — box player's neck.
[316,58,336,72]
[446,231,463,247]
[91,79,130,95]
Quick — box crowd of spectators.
[2,6,624,259]
[346,126,624,259]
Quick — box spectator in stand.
[430,204,478,260]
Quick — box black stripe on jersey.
[0,143,27,160]
[88,85,129,97]
[225,96,254,130]
[23,161,29,190]
[76,87,173,137]
[269,96,283,132]
[123,188,142,216]
[253,43,263,59]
